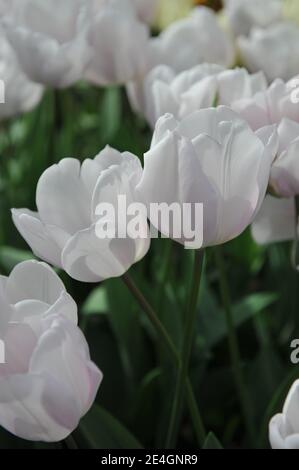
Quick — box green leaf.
[203,432,223,449]
[0,246,34,274]
[82,286,109,316]
[100,87,122,143]
[75,404,143,449]
[199,292,278,349]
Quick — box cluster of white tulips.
[0,0,298,449]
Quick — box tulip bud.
[137,106,276,248]
[12,147,150,282]
[269,380,299,449]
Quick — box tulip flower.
[223,0,282,37]
[12,146,150,282]
[2,0,91,88]
[233,76,299,131]
[0,33,43,120]
[85,2,152,86]
[238,22,299,82]
[269,380,299,449]
[151,7,235,74]
[137,106,277,249]
[251,119,299,245]
[0,260,102,442]
[127,64,267,128]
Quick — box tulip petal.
[12,209,65,267]
[0,372,80,441]
[36,158,92,235]
[61,224,147,282]
[30,316,102,415]
[5,260,65,305]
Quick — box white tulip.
[233,76,299,131]
[0,32,43,119]
[223,0,282,37]
[85,2,152,86]
[127,64,267,128]
[2,0,92,88]
[0,260,102,442]
[269,119,299,198]
[250,121,299,245]
[269,380,299,449]
[238,22,299,82]
[137,106,276,248]
[12,147,150,282]
[251,119,299,244]
[151,7,235,73]
[233,79,299,197]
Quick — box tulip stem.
[165,249,204,449]
[214,246,255,445]
[122,272,206,447]
[64,434,79,450]
[291,196,299,270]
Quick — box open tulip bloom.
[0,260,102,442]
[127,63,267,128]
[2,0,92,88]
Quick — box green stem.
[166,250,204,448]
[64,434,79,449]
[214,246,255,444]
[291,196,299,271]
[122,272,206,447]
[157,240,173,312]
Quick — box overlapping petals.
[12,147,150,282]
[127,63,267,128]
[269,380,299,449]
[223,0,282,37]
[238,22,299,82]
[151,7,235,73]
[0,33,43,119]
[0,260,102,442]
[2,0,92,88]
[137,106,276,248]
